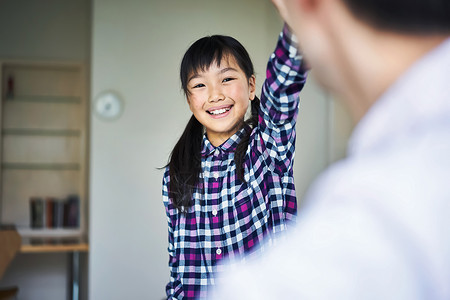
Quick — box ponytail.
[167,115,203,211]
[235,96,260,182]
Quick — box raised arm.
[258,25,307,174]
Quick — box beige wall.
[91,0,352,299]
[0,0,90,61]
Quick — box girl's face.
[186,55,256,147]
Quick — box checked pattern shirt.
[163,25,307,299]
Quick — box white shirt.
[211,37,450,300]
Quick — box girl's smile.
[206,104,233,117]
[187,56,256,146]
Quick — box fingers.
[271,0,291,24]
[271,0,286,15]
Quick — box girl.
[163,24,307,299]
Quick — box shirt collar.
[201,125,250,157]
[348,37,450,157]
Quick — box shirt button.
[214,149,220,156]
[212,209,218,216]
[213,172,219,179]
[216,248,222,255]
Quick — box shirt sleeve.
[258,24,308,175]
[162,169,184,299]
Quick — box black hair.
[342,0,450,34]
[167,35,259,212]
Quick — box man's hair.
[342,0,450,34]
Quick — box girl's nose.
[208,95,224,102]
[208,86,225,103]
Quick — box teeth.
[209,107,230,115]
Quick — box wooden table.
[1,228,88,300]
[20,236,89,300]
[0,226,21,299]
[20,240,89,253]
[0,226,21,280]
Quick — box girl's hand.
[271,0,295,29]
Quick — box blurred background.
[0,0,353,299]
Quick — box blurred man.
[212,0,450,298]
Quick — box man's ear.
[249,75,256,100]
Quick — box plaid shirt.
[163,26,307,299]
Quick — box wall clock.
[93,91,124,121]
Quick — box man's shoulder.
[307,126,450,204]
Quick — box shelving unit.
[0,60,88,249]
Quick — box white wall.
[90,1,352,299]
[0,1,91,299]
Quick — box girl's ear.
[248,75,256,101]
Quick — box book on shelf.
[66,195,80,228]
[30,197,44,228]
[52,200,64,228]
[45,197,54,228]
[29,195,80,230]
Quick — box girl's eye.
[193,83,205,89]
[223,77,235,83]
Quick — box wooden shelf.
[21,243,89,253]
[20,236,88,253]
[17,227,82,237]
[1,59,88,300]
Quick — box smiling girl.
[162,25,307,299]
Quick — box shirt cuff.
[282,24,300,60]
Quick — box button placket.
[213,148,221,180]
[210,148,221,226]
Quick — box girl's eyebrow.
[188,67,239,83]
[218,67,239,74]
[188,73,201,83]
